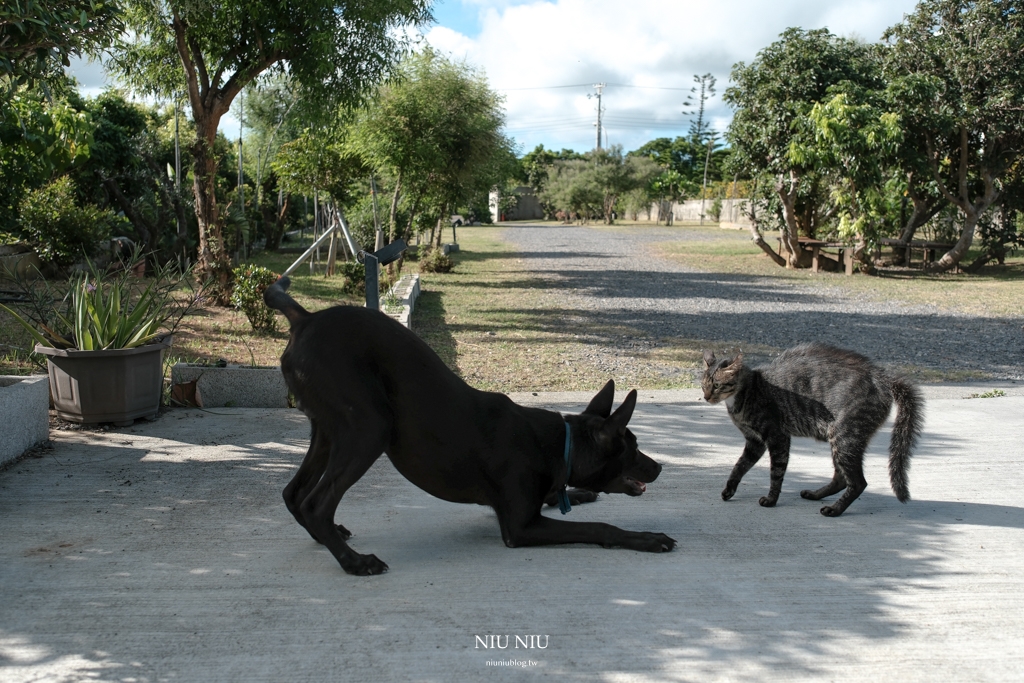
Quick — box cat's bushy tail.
[889,378,923,503]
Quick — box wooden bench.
[779,236,856,275]
[880,239,955,267]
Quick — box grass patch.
[6,222,1016,390]
[966,389,1007,399]
[413,227,699,392]
[645,224,1024,318]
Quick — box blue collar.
[557,421,573,515]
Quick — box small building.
[489,186,545,222]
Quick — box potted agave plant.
[0,254,204,426]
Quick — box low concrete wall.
[382,273,420,329]
[0,375,49,465]
[649,198,752,227]
[170,364,289,408]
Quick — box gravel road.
[499,223,1024,381]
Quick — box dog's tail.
[888,377,923,503]
[263,276,309,326]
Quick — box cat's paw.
[820,505,844,517]
[800,489,820,500]
[758,496,777,507]
[721,485,737,501]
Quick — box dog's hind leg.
[284,420,351,542]
[299,418,391,576]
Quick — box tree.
[541,146,660,225]
[649,169,693,225]
[73,91,191,258]
[882,0,1024,272]
[241,74,306,251]
[799,86,903,269]
[725,28,881,267]
[686,73,716,145]
[108,0,431,297]
[351,49,514,248]
[0,0,122,98]
[0,83,94,231]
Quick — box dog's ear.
[583,379,615,417]
[604,389,637,435]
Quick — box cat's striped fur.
[702,343,924,517]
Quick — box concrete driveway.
[2,383,1023,682]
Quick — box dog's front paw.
[628,532,676,553]
[343,554,389,576]
[335,523,352,540]
[568,489,599,505]
[758,495,777,507]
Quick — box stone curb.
[0,375,49,465]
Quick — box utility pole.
[700,132,717,225]
[174,94,184,263]
[236,89,244,261]
[593,83,605,150]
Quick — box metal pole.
[370,175,383,251]
[174,94,184,263]
[236,89,244,260]
[593,83,605,150]
[174,96,181,193]
[281,226,339,278]
[700,136,713,226]
[363,253,379,311]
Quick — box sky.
[69,0,922,156]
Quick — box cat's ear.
[727,352,744,368]
[702,349,716,368]
[584,379,615,417]
[605,389,637,435]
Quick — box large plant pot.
[35,336,172,426]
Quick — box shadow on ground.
[3,397,1023,680]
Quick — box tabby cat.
[701,343,923,516]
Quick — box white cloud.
[425,0,920,154]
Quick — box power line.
[496,82,694,92]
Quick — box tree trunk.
[775,171,803,268]
[101,177,153,249]
[893,176,946,264]
[433,203,448,249]
[404,192,423,244]
[388,173,402,244]
[926,209,979,273]
[191,128,232,302]
[263,192,291,251]
[924,129,1000,273]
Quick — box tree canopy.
[725,27,881,266]
[350,49,515,247]
[107,0,432,292]
[0,0,122,97]
[882,0,1024,272]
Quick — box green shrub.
[337,260,366,296]
[18,176,116,269]
[231,264,279,333]
[418,247,454,273]
[708,197,724,222]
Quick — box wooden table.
[779,236,855,274]
[881,239,955,267]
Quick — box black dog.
[264,277,675,575]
